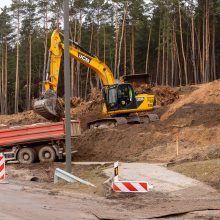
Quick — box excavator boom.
[34,30,158,126]
[34,30,115,120]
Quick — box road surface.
[1,162,220,220]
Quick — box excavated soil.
[2,81,220,164]
[0,111,48,128]
[73,80,220,163]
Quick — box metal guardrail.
[54,168,96,187]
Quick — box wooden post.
[176,132,179,156]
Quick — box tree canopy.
[0,0,219,114]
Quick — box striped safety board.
[0,153,5,181]
[112,181,149,192]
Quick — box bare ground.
[3,162,220,220]
[2,81,220,218]
[73,81,220,165]
[170,158,220,190]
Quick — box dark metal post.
[64,0,72,173]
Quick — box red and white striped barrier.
[0,153,6,182]
[112,181,150,192]
[112,162,152,193]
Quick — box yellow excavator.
[33,30,158,128]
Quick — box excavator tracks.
[88,113,159,129]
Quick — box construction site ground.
[1,81,220,219]
[2,162,220,219]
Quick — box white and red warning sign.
[0,153,5,181]
[112,162,152,193]
[112,181,150,192]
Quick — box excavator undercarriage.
[88,113,159,129]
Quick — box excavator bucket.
[33,98,58,121]
[33,96,64,121]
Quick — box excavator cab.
[103,84,137,112]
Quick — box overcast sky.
[0,0,11,8]
[0,0,151,9]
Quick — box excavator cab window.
[117,84,136,110]
[104,84,137,112]
[102,86,118,111]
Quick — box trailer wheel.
[38,146,56,162]
[17,148,36,164]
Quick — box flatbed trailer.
[0,120,81,164]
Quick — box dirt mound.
[152,86,179,106]
[136,84,179,106]
[161,80,220,121]
[0,111,47,127]
[74,81,220,163]
[70,88,103,108]
[2,81,220,164]
[70,88,103,130]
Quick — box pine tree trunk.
[145,26,152,75]
[117,2,128,79]
[15,32,20,113]
[42,4,48,93]
[202,6,205,82]
[114,5,119,78]
[27,34,32,110]
[85,22,94,99]
[191,16,197,84]
[197,25,202,83]
[212,14,216,80]
[174,31,182,86]
[104,26,106,63]
[156,22,161,85]
[162,31,165,85]
[124,25,127,76]
[96,9,100,90]
[205,0,210,82]
[178,2,188,85]
[171,22,175,87]
[1,42,3,114]
[131,25,135,75]
[77,11,82,97]
[4,39,7,114]
[166,26,169,86]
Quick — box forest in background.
[0,0,220,114]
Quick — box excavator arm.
[34,30,115,120]
[46,30,115,90]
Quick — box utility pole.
[64,0,72,173]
